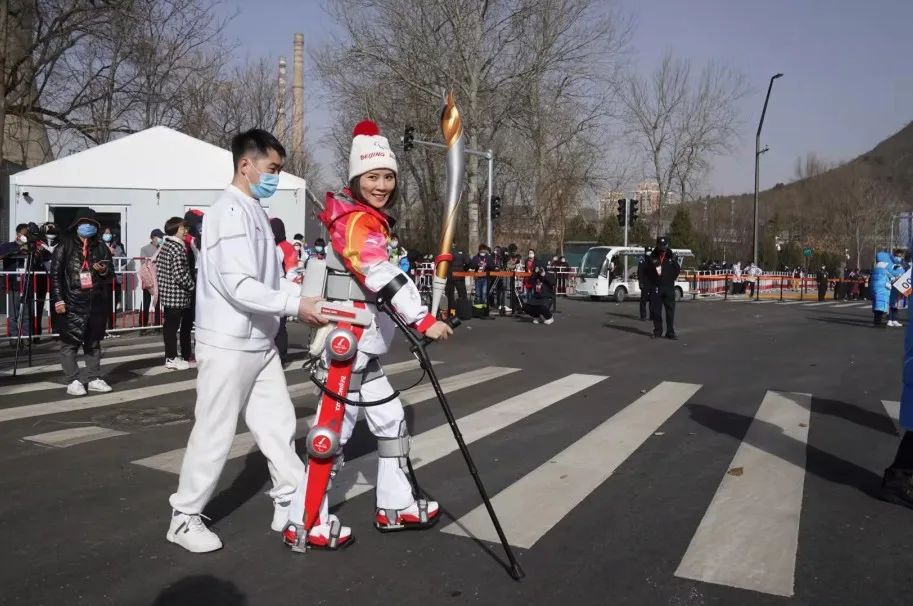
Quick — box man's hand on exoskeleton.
[424,321,453,341]
[298,296,330,327]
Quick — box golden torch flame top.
[440,91,463,147]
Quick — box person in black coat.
[637,247,652,322]
[522,264,556,324]
[445,244,472,313]
[815,265,829,302]
[644,236,680,339]
[50,208,114,396]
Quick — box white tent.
[8,126,321,256]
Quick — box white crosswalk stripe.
[132,365,519,474]
[331,373,607,507]
[0,356,426,424]
[23,425,129,448]
[675,391,811,597]
[442,381,701,548]
[6,351,163,377]
[5,359,898,599]
[883,400,901,433]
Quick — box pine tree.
[597,217,622,245]
[629,220,653,249]
[669,206,694,250]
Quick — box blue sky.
[222,0,913,196]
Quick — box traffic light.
[491,195,502,220]
[629,199,639,223]
[402,126,415,151]
[616,199,627,227]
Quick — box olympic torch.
[431,91,466,317]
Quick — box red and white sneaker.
[375,499,440,532]
[282,514,353,552]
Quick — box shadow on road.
[601,322,654,338]
[687,403,884,499]
[811,316,877,328]
[151,575,246,606]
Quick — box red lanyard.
[659,252,666,266]
[81,240,90,271]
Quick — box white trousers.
[340,352,415,510]
[169,342,305,514]
[288,351,415,525]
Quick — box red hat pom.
[352,120,380,137]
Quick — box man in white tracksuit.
[166,129,328,553]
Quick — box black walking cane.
[375,297,525,581]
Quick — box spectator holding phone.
[50,208,114,396]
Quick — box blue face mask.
[315,246,324,253]
[247,165,280,199]
[77,223,97,238]
[102,233,113,242]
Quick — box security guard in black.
[645,236,680,339]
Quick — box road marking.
[883,400,901,433]
[0,381,63,396]
[0,357,428,425]
[834,302,861,308]
[132,365,518,474]
[129,348,306,377]
[7,351,162,377]
[675,391,811,597]
[752,300,775,304]
[332,373,608,507]
[441,381,701,549]
[854,303,872,309]
[23,425,128,448]
[801,301,832,307]
[777,301,802,305]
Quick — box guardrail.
[680,273,871,302]
[2,256,163,339]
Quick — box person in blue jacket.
[871,251,903,327]
[887,250,908,327]
[882,310,913,508]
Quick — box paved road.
[0,298,909,606]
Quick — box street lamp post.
[753,72,783,265]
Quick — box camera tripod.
[11,249,39,375]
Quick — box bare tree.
[1,0,119,166]
[617,50,747,232]
[316,0,629,251]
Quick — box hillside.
[691,120,913,267]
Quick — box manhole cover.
[93,406,192,429]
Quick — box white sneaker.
[165,357,191,371]
[532,318,541,324]
[66,380,86,396]
[167,511,223,553]
[87,378,112,393]
[543,317,555,325]
[503,306,512,312]
[271,500,290,532]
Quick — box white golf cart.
[572,245,694,303]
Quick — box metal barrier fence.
[682,273,871,302]
[409,265,578,305]
[2,257,163,339]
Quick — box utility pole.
[753,72,783,265]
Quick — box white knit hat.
[348,120,398,182]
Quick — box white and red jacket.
[319,189,435,355]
